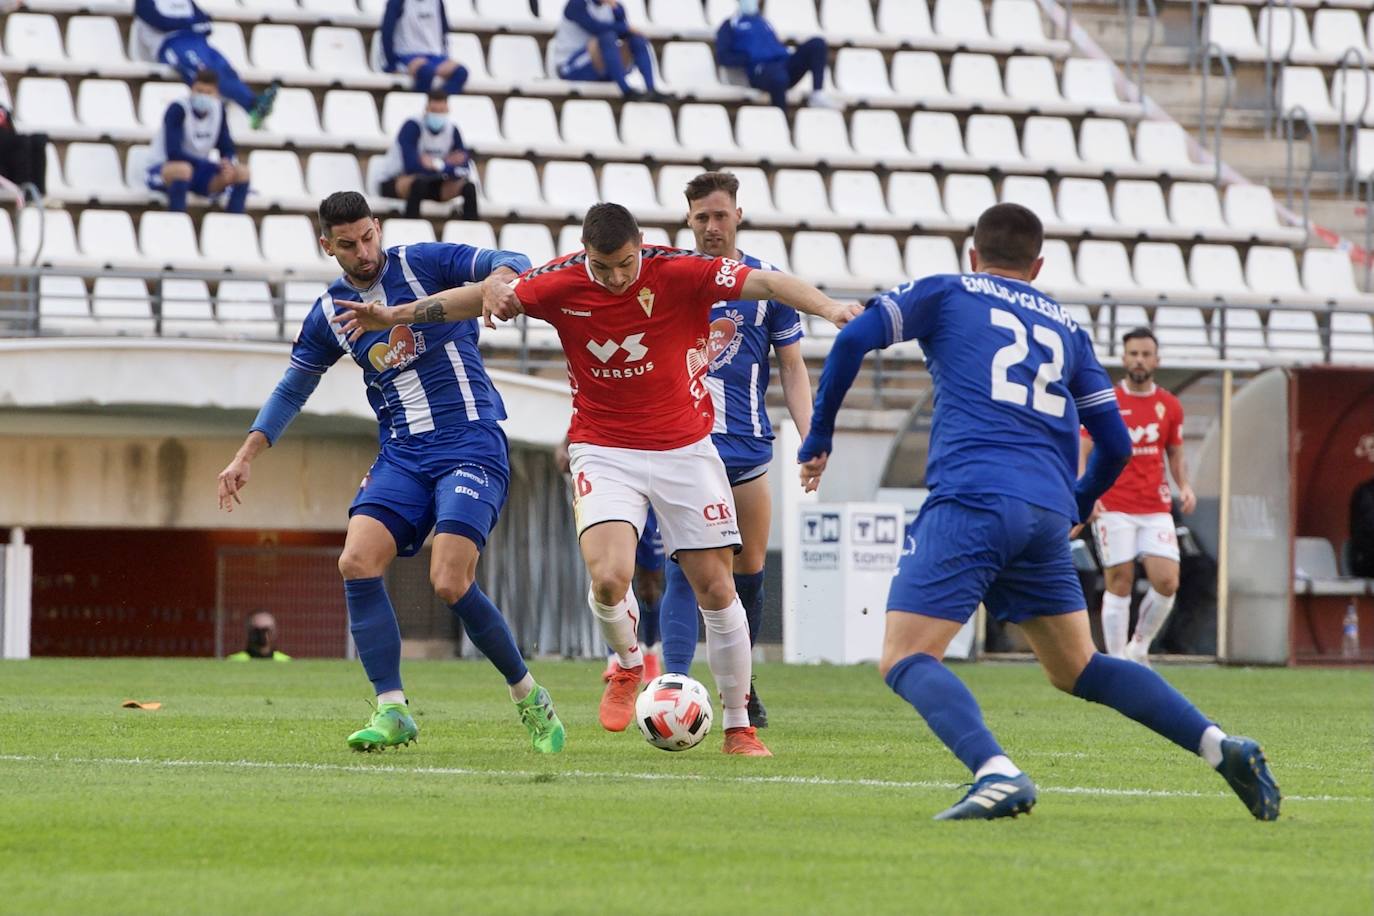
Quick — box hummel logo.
[586,333,648,363]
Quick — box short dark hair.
[426,88,448,103]
[684,170,739,205]
[972,203,1044,271]
[581,202,640,254]
[318,191,373,237]
[1122,327,1158,348]
[192,68,219,88]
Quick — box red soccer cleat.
[722,725,772,757]
[641,651,662,683]
[599,664,643,732]
[602,658,620,683]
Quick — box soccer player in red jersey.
[333,203,858,756]
[1080,327,1196,667]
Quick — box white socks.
[1101,591,1131,656]
[1198,725,1228,768]
[509,672,535,703]
[975,755,1023,780]
[377,689,406,706]
[1132,587,1177,649]
[701,596,752,730]
[588,589,644,670]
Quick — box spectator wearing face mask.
[226,611,292,661]
[145,69,251,214]
[715,0,839,111]
[375,88,478,220]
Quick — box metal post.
[1200,43,1234,186]
[1216,369,1233,662]
[1334,48,1370,198]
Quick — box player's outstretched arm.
[218,431,267,512]
[217,366,323,511]
[796,305,889,491]
[1167,443,1197,514]
[330,284,488,340]
[741,270,862,329]
[1075,409,1132,523]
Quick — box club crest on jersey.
[638,286,655,317]
[367,326,425,372]
[707,312,743,371]
[1155,401,1167,420]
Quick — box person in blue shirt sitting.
[715,0,838,110]
[551,0,666,101]
[375,89,478,220]
[145,69,251,214]
[378,0,470,95]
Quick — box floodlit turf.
[1,658,1370,916]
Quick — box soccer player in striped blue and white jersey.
[215,191,565,756]
[798,203,1279,821]
[656,170,816,727]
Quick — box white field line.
[0,754,1360,803]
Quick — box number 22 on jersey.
[988,308,1066,418]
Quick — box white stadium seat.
[791,231,853,286]
[943,174,997,224]
[322,90,384,146]
[216,280,280,339]
[139,211,204,269]
[1076,240,1136,295]
[76,79,140,134]
[1136,121,1199,170]
[1112,180,1173,232]
[830,171,891,222]
[737,106,798,160]
[501,97,563,152]
[822,0,881,39]
[1000,176,1060,226]
[835,48,894,100]
[1062,58,1126,109]
[794,108,854,160]
[499,223,555,266]
[1169,183,1228,234]
[1278,67,1337,121]
[247,150,309,205]
[1035,239,1083,298]
[1189,243,1250,298]
[620,102,678,156]
[381,91,426,136]
[19,208,82,266]
[443,220,498,249]
[483,158,544,210]
[888,172,950,224]
[474,0,537,23]
[1131,242,1194,295]
[934,0,992,41]
[1301,249,1361,301]
[734,167,781,219]
[7,13,65,64]
[656,164,704,212]
[767,0,824,36]
[599,163,661,216]
[208,23,250,72]
[848,234,905,288]
[68,17,128,66]
[891,52,952,102]
[16,78,78,132]
[307,152,366,198]
[63,143,125,197]
[259,88,323,138]
[201,212,264,270]
[1155,306,1218,357]
[990,0,1053,46]
[39,276,93,335]
[449,95,505,149]
[379,218,436,247]
[556,224,585,257]
[1206,5,1263,60]
[1057,178,1115,228]
[487,35,546,84]
[1258,5,1318,59]
[261,214,327,272]
[774,169,833,219]
[904,236,961,279]
[1332,312,1374,364]
[78,209,143,267]
[1313,9,1370,58]
[92,277,155,335]
[447,33,491,82]
[560,99,623,156]
[660,43,726,95]
[1004,56,1064,106]
[678,103,738,154]
[966,114,1023,164]
[1245,246,1306,301]
[249,24,311,76]
[159,279,220,337]
[285,281,322,324]
[1080,118,1139,170]
[909,111,969,164]
[948,54,1006,103]
[878,0,936,42]
[737,229,790,272]
[852,110,912,161]
[138,82,186,131]
[650,0,707,31]
[1224,184,1296,239]
[541,161,600,214]
[312,27,370,75]
[1023,117,1081,167]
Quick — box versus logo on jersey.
[586,333,655,379]
[1129,423,1161,445]
[707,312,744,371]
[367,326,425,372]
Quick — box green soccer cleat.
[516,685,566,754]
[347,702,418,752]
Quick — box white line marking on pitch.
[0,753,1359,803]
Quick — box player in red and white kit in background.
[1080,327,1197,667]
[332,203,859,756]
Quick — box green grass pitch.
[2,658,1370,916]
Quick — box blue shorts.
[350,422,509,557]
[887,493,1086,625]
[714,433,772,486]
[146,158,220,196]
[635,508,665,572]
[394,52,448,74]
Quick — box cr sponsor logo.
[586,333,648,363]
[703,502,733,522]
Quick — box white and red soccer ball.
[634,674,713,751]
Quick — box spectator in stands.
[379,0,470,95]
[145,69,251,215]
[0,91,46,196]
[131,0,279,128]
[715,0,838,110]
[377,89,478,221]
[552,0,665,101]
[226,611,292,661]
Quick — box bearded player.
[1080,327,1196,666]
[333,202,857,756]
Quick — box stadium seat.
[447,33,491,83]
[990,0,1054,47]
[559,99,625,158]
[1112,180,1173,233]
[1301,248,1361,302]
[1169,183,1229,236]
[1136,121,1199,172]
[888,172,952,226]
[39,276,94,335]
[311,27,371,78]
[502,97,564,155]
[934,0,992,42]
[1277,67,1337,121]
[63,143,126,200]
[442,220,497,249]
[1313,9,1370,59]
[678,103,738,154]
[284,280,323,325]
[259,88,323,138]
[138,82,187,131]
[878,0,936,43]
[891,52,952,102]
[380,218,436,247]
[1332,312,1374,364]
[909,111,970,164]
[0,210,13,264]
[792,232,854,290]
[737,229,790,272]
[1000,176,1061,227]
[656,164,704,212]
[794,108,855,161]
[322,90,384,146]
[208,23,250,72]
[1022,116,1082,168]
[449,95,506,150]
[1189,243,1251,300]
[139,211,204,270]
[1061,58,1128,111]
[830,170,892,223]
[15,78,78,133]
[487,35,547,85]
[1155,305,1218,357]
[1131,241,1194,296]
[381,91,426,136]
[649,0,707,31]
[848,234,905,288]
[1079,118,1140,171]
[260,214,328,274]
[201,212,264,270]
[92,277,155,335]
[943,173,997,224]
[966,114,1024,164]
[1035,238,1086,300]
[734,167,782,220]
[948,54,1006,104]
[7,13,65,65]
[249,24,311,77]
[1267,307,1324,359]
[247,150,309,207]
[499,223,555,267]
[556,224,584,256]
[1206,5,1263,60]
[620,102,679,158]
[243,0,301,14]
[1075,240,1137,296]
[474,0,538,23]
[1258,5,1318,60]
[215,279,281,339]
[76,79,141,137]
[851,110,913,163]
[159,278,220,338]
[835,48,893,100]
[773,169,833,221]
[541,161,600,215]
[736,105,800,161]
[1224,184,1303,241]
[1004,56,1065,107]
[767,0,823,36]
[307,152,366,198]
[67,17,131,69]
[904,236,961,279]
[660,43,729,97]
[479,158,543,214]
[1246,246,1307,301]
[18,208,83,267]
[599,163,665,219]
[78,209,143,268]
[1057,178,1115,229]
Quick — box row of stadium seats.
[1207,4,1374,65]
[8,0,1071,55]
[1280,66,1374,126]
[8,205,1363,307]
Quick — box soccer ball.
[634,674,713,751]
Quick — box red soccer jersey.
[1092,382,1185,514]
[512,246,754,450]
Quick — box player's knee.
[1154,572,1179,596]
[163,162,192,182]
[234,164,251,185]
[697,578,735,612]
[589,573,632,607]
[338,548,383,580]
[431,570,474,606]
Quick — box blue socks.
[595,31,632,93]
[639,600,660,647]
[1072,652,1213,754]
[734,571,765,646]
[660,561,699,673]
[218,68,257,111]
[344,577,403,694]
[885,653,1005,774]
[627,34,656,92]
[442,64,469,95]
[167,179,189,212]
[413,60,438,91]
[226,182,248,214]
[450,584,529,686]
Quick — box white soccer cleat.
[1124,638,1153,668]
[806,90,843,110]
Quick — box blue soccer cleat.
[933,772,1038,821]
[1216,736,1281,820]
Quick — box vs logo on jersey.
[1129,423,1161,445]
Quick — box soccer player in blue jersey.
[798,204,1280,820]
[657,171,815,727]
[215,191,565,755]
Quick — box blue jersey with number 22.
[874,273,1117,520]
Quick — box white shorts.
[567,435,742,558]
[1092,511,1180,568]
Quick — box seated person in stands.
[379,0,470,95]
[715,0,837,110]
[552,0,665,100]
[131,0,278,128]
[226,611,292,662]
[145,70,251,214]
[0,89,47,196]
[376,89,478,220]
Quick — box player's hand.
[481,275,524,329]
[330,300,399,341]
[1178,484,1197,515]
[827,300,864,329]
[217,456,251,512]
[218,160,236,181]
[446,150,469,165]
[1069,500,1105,539]
[799,453,827,492]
